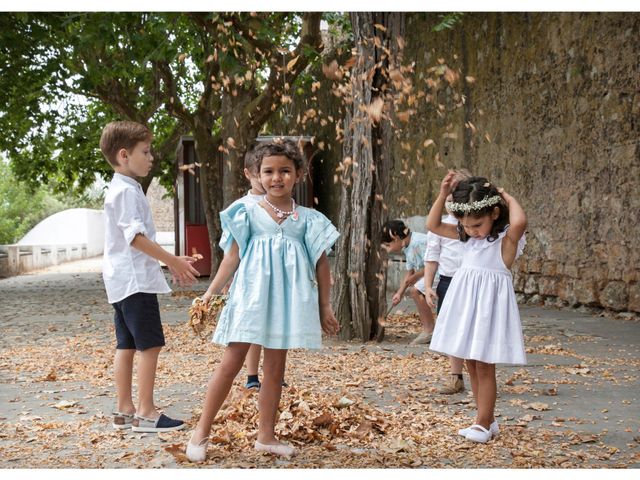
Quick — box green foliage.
[0,161,102,244]
[0,12,324,198]
[433,13,464,32]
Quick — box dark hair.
[451,176,509,243]
[253,138,306,174]
[381,220,410,243]
[244,140,260,173]
[99,121,152,167]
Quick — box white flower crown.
[445,195,502,214]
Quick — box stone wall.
[384,12,639,314]
[146,178,175,232]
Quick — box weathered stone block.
[600,281,629,311]
[538,276,559,296]
[528,294,543,305]
[541,261,558,276]
[524,275,538,295]
[628,283,640,313]
[557,278,579,307]
[573,278,598,305]
[562,265,579,278]
[527,259,542,274]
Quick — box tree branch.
[244,12,323,128]
[155,60,195,130]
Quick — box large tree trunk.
[331,12,404,341]
[193,123,224,274]
[221,91,261,206]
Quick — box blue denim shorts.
[112,292,165,351]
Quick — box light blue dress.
[212,202,339,350]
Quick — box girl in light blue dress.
[186,139,340,462]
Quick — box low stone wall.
[0,244,91,278]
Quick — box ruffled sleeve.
[516,232,526,259]
[303,208,340,267]
[219,202,251,257]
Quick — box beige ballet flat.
[186,433,209,462]
[254,440,297,458]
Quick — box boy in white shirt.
[101,121,199,432]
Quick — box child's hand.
[168,256,200,286]
[202,290,213,304]
[440,171,459,196]
[320,304,340,336]
[425,287,438,309]
[391,292,402,306]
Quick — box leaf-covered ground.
[1,268,639,469]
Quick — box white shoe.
[186,433,209,462]
[255,440,297,458]
[464,424,492,443]
[410,331,433,345]
[458,420,499,437]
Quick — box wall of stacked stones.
[386,12,639,314]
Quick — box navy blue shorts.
[436,275,453,314]
[112,292,165,351]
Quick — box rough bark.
[221,92,260,206]
[331,12,404,341]
[193,123,224,272]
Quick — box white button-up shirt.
[424,215,463,277]
[103,173,170,304]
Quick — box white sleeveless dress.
[429,228,527,365]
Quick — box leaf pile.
[187,295,227,338]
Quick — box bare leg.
[114,349,136,414]
[192,343,251,443]
[257,348,288,445]
[474,361,497,429]
[136,346,162,418]
[466,359,479,407]
[450,356,464,375]
[408,288,434,333]
[246,344,262,377]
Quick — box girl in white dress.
[427,172,527,443]
[185,139,340,462]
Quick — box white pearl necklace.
[264,197,296,219]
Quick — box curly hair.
[381,220,410,243]
[252,138,307,174]
[451,176,509,243]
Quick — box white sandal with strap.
[464,424,493,443]
[458,420,499,438]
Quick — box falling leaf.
[286,55,300,71]
[343,56,356,69]
[322,60,342,80]
[367,97,384,123]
